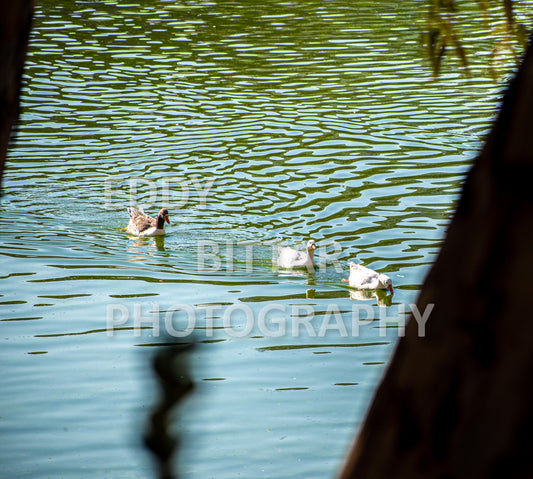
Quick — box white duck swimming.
[126,207,170,236]
[277,240,317,269]
[343,261,393,294]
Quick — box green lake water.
[0,1,521,478]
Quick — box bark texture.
[340,38,533,479]
[0,0,34,194]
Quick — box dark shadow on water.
[143,338,195,479]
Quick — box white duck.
[126,207,170,236]
[343,261,393,294]
[277,240,317,269]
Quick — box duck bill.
[165,215,170,224]
[388,284,394,294]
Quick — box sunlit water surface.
[0,1,518,478]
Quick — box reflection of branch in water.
[144,342,194,479]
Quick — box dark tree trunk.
[0,0,34,195]
[340,38,533,479]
